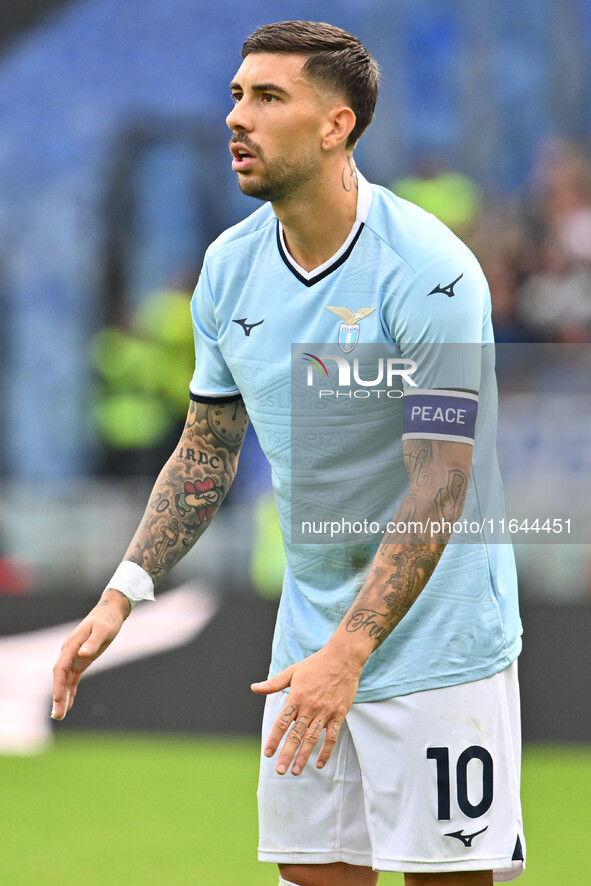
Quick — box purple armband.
[402,389,478,445]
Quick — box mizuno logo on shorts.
[444,826,489,847]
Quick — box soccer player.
[52,22,525,886]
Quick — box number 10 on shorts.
[427,746,494,820]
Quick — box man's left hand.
[251,642,364,776]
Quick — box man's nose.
[226,100,252,132]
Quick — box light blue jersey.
[190,174,522,701]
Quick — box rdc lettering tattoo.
[124,398,248,581]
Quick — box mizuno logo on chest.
[233,317,264,336]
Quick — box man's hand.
[51,590,130,720]
[251,640,366,776]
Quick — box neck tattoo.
[341,155,359,192]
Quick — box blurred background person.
[90,274,197,477]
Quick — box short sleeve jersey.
[190,174,521,701]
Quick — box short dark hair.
[241,21,379,148]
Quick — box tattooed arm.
[339,438,471,650]
[122,397,248,582]
[253,438,472,776]
[51,398,249,719]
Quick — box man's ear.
[321,105,356,152]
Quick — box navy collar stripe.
[276,221,365,288]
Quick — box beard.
[236,148,319,204]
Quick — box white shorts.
[258,661,525,881]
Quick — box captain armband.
[402,389,478,445]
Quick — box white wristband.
[105,561,155,609]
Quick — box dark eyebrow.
[229,80,291,97]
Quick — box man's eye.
[262,93,278,103]
[231,92,242,103]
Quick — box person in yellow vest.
[391,152,480,237]
[91,286,195,475]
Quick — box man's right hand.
[51,589,131,720]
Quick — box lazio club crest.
[338,322,360,353]
[325,306,376,353]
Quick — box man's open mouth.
[230,142,258,171]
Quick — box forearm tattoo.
[124,399,248,582]
[345,439,469,649]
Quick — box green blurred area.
[91,289,195,452]
[0,736,588,885]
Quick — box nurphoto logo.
[303,352,417,399]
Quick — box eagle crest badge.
[325,306,376,353]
